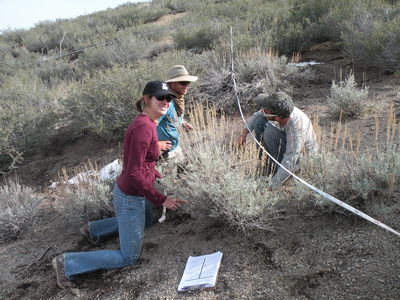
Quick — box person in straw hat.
[237,91,318,190]
[157,65,198,168]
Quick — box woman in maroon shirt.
[52,80,187,288]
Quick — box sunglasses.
[154,95,173,102]
[178,81,191,86]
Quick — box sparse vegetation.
[327,73,369,119]
[1,1,400,298]
[0,179,43,242]
[294,112,400,217]
[0,71,62,172]
[158,104,283,232]
[53,166,113,224]
[196,48,291,113]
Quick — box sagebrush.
[0,179,43,242]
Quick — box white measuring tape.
[229,27,400,238]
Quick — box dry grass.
[169,104,400,228]
[294,109,400,216]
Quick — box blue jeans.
[252,116,286,175]
[88,198,153,241]
[63,184,149,280]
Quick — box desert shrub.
[0,71,62,171]
[293,152,357,212]
[159,104,284,232]
[0,42,80,85]
[35,58,80,85]
[64,50,202,140]
[16,23,85,54]
[155,0,192,11]
[53,170,113,224]
[63,65,140,139]
[1,2,169,59]
[2,15,116,54]
[169,0,288,51]
[92,3,170,30]
[273,0,348,53]
[294,148,400,216]
[0,179,43,242]
[342,12,400,73]
[81,31,155,71]
[351,149,400,202]
[327,73,369,119]
[174,22,223,51]
[196,47,291,113]
[0,44,38,78]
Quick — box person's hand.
[163,197,188,210]
[182,122,193,131]
[158,141,172,151]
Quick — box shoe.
[52,255,74,289]
[79,223,104,246]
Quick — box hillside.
[1,1,400,299]
[1,41,399,300]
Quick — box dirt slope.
[1,43,400,300]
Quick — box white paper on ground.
[178,251,223,292]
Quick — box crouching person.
[237,92,318,190]
[52,81,187,288]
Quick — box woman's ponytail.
[135,99,144,112]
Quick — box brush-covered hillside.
[1,0,400,299]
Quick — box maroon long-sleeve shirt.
[116,113,167,206]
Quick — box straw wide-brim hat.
[166,65,198,82]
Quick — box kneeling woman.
[52,80,187,288]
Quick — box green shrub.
[168,0,285,51]
[0,72,61,171]
[0,43,37,78]
[92,3,170,30]
[342,13,400,73]
[327,73,369,119]
[64,50,202,140]
[81,31,155,71]
[174,23,223,51]
[14,22,90,54]
[0,179,43,242]
[35,58,80,85]
[63,65,141,139]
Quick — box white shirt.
[247,107,318,189]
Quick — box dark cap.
[255,92,294,118]
[143,80,176,98]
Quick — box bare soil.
[1,43,400,300]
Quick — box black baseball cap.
[143,80,176,98]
